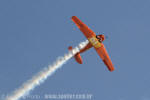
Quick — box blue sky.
[0,0,150,100]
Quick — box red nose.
[101,35,105,41]
[97,34,105,42]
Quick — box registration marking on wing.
[88,36,102,48]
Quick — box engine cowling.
[96,34,105,42]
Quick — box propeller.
[101,32,112,53]
[101,32,109,40]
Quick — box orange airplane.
[68,16,115,72]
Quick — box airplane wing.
[72,16,101,48]
[72,16,114,71]
[94,44,115,71]
[72,16,96,38]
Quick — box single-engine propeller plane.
[69,16,115,72]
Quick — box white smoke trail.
[5,40,89,100]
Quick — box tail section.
[68,46,83,64]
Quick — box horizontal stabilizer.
[68,46,83,64]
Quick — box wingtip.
[71,16,77,19]
[109,67,115,72]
